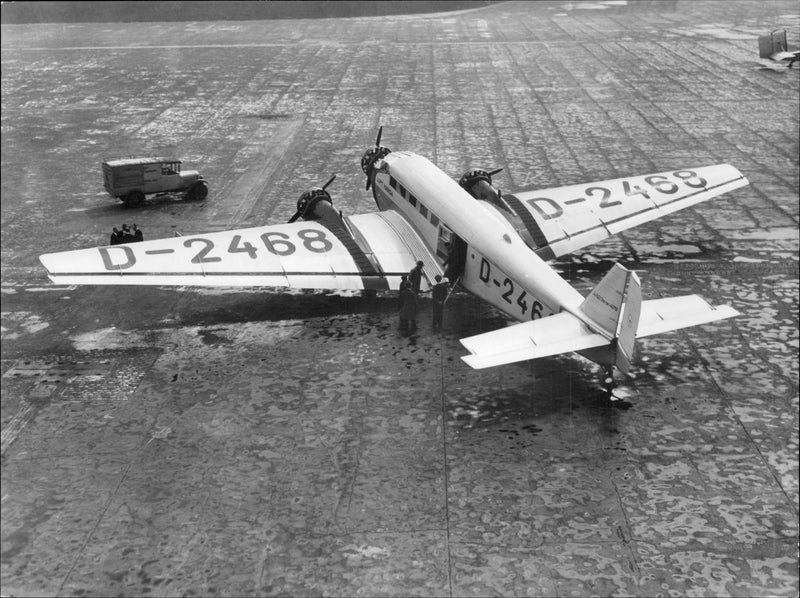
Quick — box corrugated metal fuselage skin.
[369,151,585,322]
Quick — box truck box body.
[102,157,183,197]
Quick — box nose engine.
[288,175,339,223]
[361,126,391,191]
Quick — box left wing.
[502,164,748,259]
[39,211,441,291]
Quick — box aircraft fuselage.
[369,151,584,323]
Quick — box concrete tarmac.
[1,1,798,596]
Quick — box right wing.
[39,211,442,292]
[502,164,748,259]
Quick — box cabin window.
[408,193,417,207]
[430,213,439,227]
[419,204,428,218]
[398,183,407,198]
[389,177,397,190]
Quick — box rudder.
[615,270,641,374]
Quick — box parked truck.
[102,157,208,207]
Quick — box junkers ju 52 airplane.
[39,127,748,377]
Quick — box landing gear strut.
[602,365,615,393]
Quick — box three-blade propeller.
[364,126,384,191]
[288,174,337,223]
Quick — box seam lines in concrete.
[439,332,453,597]
[58,461,133,596]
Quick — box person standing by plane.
[408,260,424,294]
[399,284,418,335]
[398,274,411,309]
[431,274,449,331]
[110,227,122,245]
[442,242,453,279]
[132,224,143,242]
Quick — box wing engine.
[288,174,339,223]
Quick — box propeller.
[288,208,302,224]
[321,174,336,190]
[365,127,382,191]
[288,174,337,223]
[362,126,390,191]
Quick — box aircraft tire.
[123,190,145,207]
[186,181,208,201]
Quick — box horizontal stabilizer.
[637,295,739,337]
[460,293,739,370]
[460,312,608,369]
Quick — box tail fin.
[579,263,642,374]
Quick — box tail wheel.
[186,181,208,201]
[123,190,145,207]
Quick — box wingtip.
[38,253,54,275]
[460,354,489,370]
[715,305,741,319]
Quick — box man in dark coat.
[132,224,143,242]
[408,260,424,293]
[110,227,121,245]
[431,274,449,331]
[399,285,418,335]
[398,275,411,310]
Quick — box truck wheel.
[124,190,145,207]
[186,181,208,201]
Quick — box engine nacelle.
[361,146,391,191]
[459,169,503,205]
[362,127,392,191]
[295,187,338,221]
[360,146,390,176]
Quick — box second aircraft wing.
[502,164,748,259]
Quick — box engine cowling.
[294,187,338,221]
[459,168,503,205]
[288,174,338,223]
[361,126,391,191]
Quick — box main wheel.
[186,181,208,201]
[123,190,145,207]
